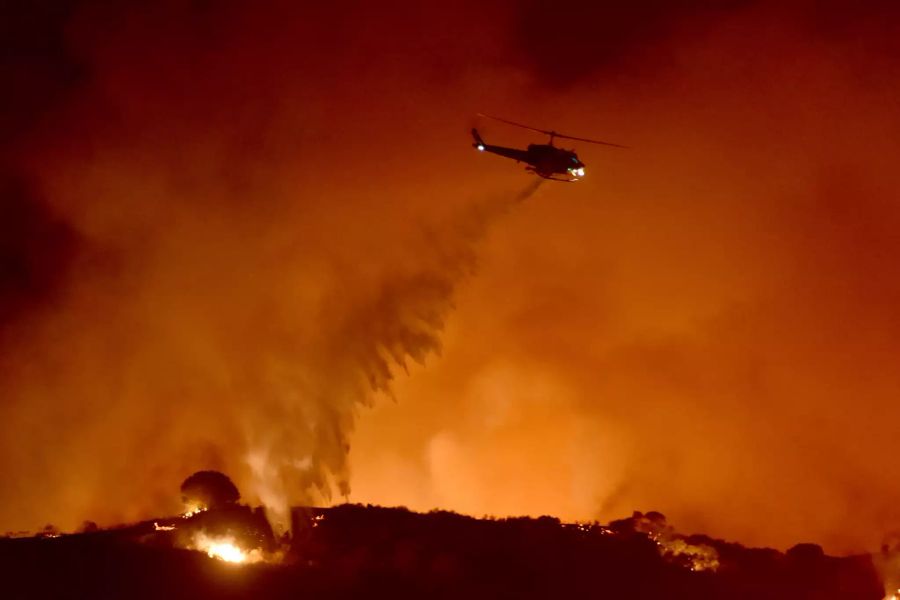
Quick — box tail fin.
[471,128,486,150]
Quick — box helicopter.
[471,114,626,182]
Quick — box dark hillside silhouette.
[0,505,884,599]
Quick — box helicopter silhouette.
[471,114,626,182]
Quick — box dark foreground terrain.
[0,505,885,599]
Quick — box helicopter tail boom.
[472,129,531,163]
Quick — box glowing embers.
[614,511,720,573]
[650,534,720,572]
[182,503,208,519]
[190,532,265,565]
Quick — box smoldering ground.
[3,0,900,555]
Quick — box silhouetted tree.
[80,521,98,533]
[179,470,240,510]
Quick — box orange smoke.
[1,1,900,555]
[351,3,900,553]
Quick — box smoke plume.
[3,0,900,556]
[349,1,900,554]
[0,0,526,532]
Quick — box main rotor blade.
[552,133,629,148]
[477,113,627,148]
[477,113,553,136]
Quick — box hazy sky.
[2,0,900,553]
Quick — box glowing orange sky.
[2,0,900,553]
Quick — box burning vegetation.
[179,471,240,517]
[0,493,887,599]
[877,536,900,600]
[609,511,720,572]
[188,532,265,564]
[166,472,280,565]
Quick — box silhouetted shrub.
[179,470,240,510]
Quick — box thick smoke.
[3,0,900,555]
[0,0,525,532]
[351,1,900,554]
